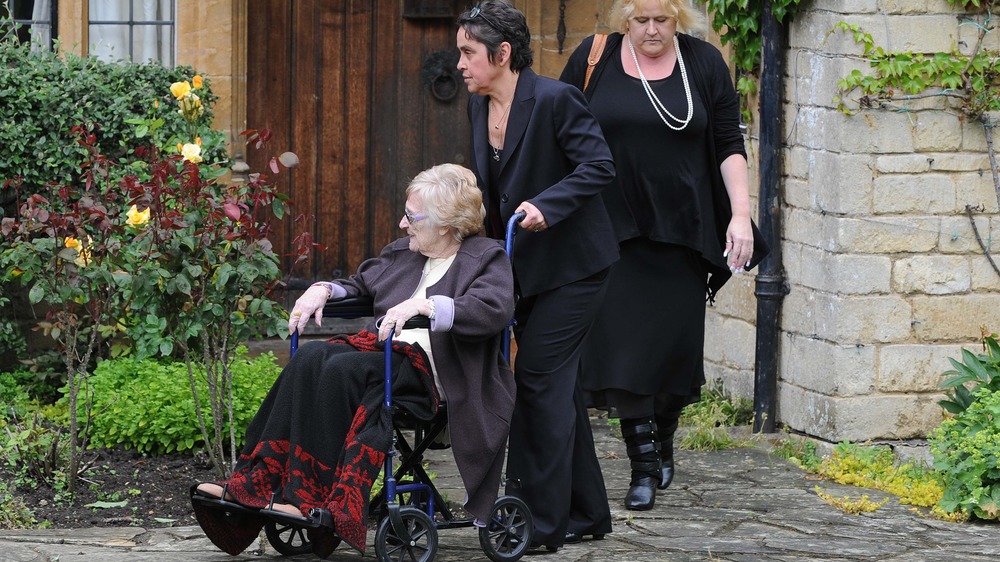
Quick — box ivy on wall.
[704,0,806,122]
[833,0,1000,119]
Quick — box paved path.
[1,417,997,562]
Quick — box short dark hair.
[457,0,533,72]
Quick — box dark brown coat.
[336,234,516,520]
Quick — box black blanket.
[196,331,438,556]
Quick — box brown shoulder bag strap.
[583,33,608,93]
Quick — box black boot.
[654,413,679,490]
[655,394,687,490]
[621,418,660,511]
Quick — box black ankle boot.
[621,418,660,511]
[655,416,678,490]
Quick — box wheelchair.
[262,213,531,562]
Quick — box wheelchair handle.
[377,315,430,331]
[505,211,526,259]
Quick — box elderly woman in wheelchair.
[191,163,516,558]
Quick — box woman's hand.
[724,215,754,273]
[288,284,330,334]
[515,201,548,232]
[377,298,426,342]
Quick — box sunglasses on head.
[469,6,502,33]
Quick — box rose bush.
[1,67,315,484]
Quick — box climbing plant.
[704,0,807,122]
[833,1,1000,118]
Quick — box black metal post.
[753,0,789,433]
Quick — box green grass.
[678,384,755,450]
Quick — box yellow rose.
[178,94,204,120]
[181,143,203,163]
[192,75,203,89]
[126,205,150,227]
[74,248,91,268]
[170,80,192,100]
[65,236,80,249]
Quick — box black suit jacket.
[468,68,619,297]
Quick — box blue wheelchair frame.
[281,212,529,562]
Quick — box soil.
[3,446,218,529]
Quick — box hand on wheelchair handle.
[514,202,546,232]
[288,285,330,334]
[377,298,427,341]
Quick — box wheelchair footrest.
[259,507,334,530]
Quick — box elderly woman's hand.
[288,284,331,334]
[377,298,429,342]
[724,215,754,273]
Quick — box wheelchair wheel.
[478,496,532,562]
[264,520,314,556]
[374,506,439,562]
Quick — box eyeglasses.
[469,6,502,33]
[403,209,427,224]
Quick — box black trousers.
[505,269,612,547]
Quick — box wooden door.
[247,0,470,287]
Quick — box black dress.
[580,42,717,413]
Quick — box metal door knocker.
[422,50,461,102]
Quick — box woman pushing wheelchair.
[190,163,516,558]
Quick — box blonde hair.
[406,163,485,240]
[609,0,706,36]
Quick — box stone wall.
[175,0,246,158]
[705,0,1000,441]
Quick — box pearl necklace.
[627,35,693,131]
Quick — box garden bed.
[3,446,216,528]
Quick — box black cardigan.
[561,32,763,299]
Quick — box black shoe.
[529,541,559,552]
[625,474,658,511]
[565,531,606,543]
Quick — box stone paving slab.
[1,416,998,562]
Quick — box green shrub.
[0,369,62,412]
[0,370,32,420]
[1,411,68,487]
[0,480,37,529]
[0,33,226,217]
[930,385,1000,520]
[66,348,282,455]
[938,332,1000,415]
[0,290,23,363]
